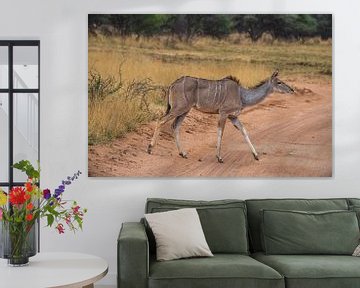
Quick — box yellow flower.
[0,190,7,206]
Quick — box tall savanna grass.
[88,34,331,144]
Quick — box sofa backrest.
[245,198,349,252]
[145,198,249,255]
[348,198,360,207]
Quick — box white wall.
[1,0,360,286]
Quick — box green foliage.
[234,15,264,41]
[88,14,111,27]
[89,14,332,42]
[12,160,40,181]
[314,14,332,39]
[47,214,54,227]
[290,15,318,38]
[202,15,232,39]
[90,14,332,42]
[131,14,168,37]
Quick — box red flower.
[24,193,31,200]
[25,182,33,192]
[56,223,65,234]
[26,214,33,221]
[9,187,26,205]
[26,203,34,210]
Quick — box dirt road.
[88,78,332,177]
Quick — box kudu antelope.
[147,70,294,163]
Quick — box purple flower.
[54,189,63,198]
[53,171,82,199]
[43,189,51,200]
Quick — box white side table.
[0,252,108,288]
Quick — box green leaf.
[47,214,54,227]
[12,160,40,180]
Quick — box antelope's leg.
[216,114,228,163]
[147,113,177,154]
[230,117,259,160]
[172,111,190,158]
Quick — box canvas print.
[88,14,332,177]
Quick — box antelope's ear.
[271,70,279,79]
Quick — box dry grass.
[89,98,153,144]
[88,34,332,144]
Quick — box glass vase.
[0,220,37,266]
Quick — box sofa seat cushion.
[149,254,284,288]
[252,252,360,288]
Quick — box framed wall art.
[88,14,332,177]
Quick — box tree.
[88,14,332,42]
[202,15,232,39]
[162,15,186,40]
[184,15,206,42]
[163,14,205,42]
[314,14,332,39]
[109,15,134,36]
[234,15,266,42]
[234,14,319,41]
[88,14,111,28]
[291,14,318,38]
[130,14,168,38]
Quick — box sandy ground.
[88,78,332,177]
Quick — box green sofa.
[118,198,360,288]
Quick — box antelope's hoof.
[217,156,224,163]
[253,153,259,161]
[147,144,152,154]
[179,152,188,159]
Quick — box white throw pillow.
[145,208,213,261]
[353,244,360,256]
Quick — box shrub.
[88,68,122,102]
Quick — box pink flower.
[72,205,80,215]
[65,214,71,225]
[56,223,65,234]
[0,208,3,220]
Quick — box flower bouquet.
[0,160,87,266]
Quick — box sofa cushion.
[261,209,359,255]
[146,198,248,254]
[145,208,213,261]
[246,198,349,252]
[347,198,360,207]
[149,254,284,288]
[349,205,360,227]
[252,252,360,288]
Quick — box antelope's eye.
[277,81,282,84]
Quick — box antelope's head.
[270,70,295,94]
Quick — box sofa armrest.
[118,222,149,288]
